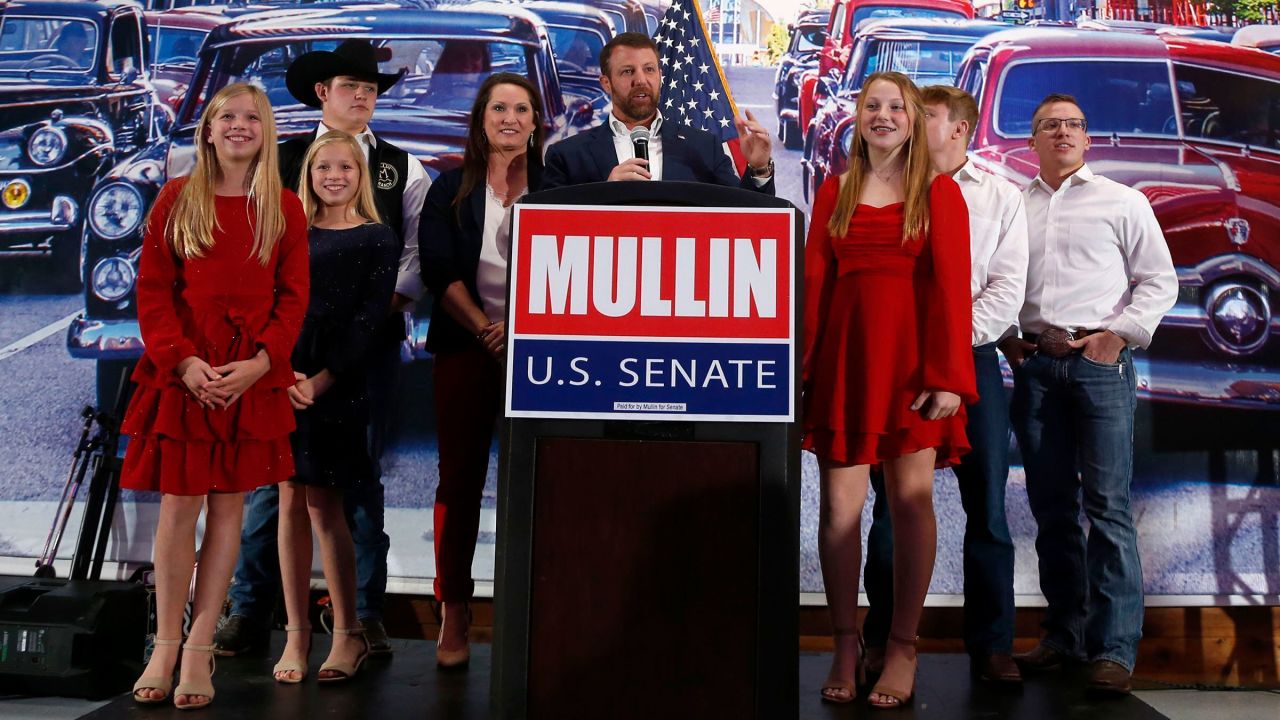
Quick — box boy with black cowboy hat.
[215,38,429,659]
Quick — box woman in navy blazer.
[419,72,544,669]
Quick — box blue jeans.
[1011,347,1143,671]
[864,344,1016,656]
[226,480,389,622]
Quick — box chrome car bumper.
[0,210,75,235]
[66,316,144,360]
[68,315,437,363]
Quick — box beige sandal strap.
[870,684,909,702]
[152,638,182,646]
[332,627,366,635]
[283,624,311,632]
[182,643,216,652]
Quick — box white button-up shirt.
[954,160,1028,347]
[1021,163,1177,348]
[316,121,431,305]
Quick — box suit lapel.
[587,124,620,181]
[467,180,486,236]
[657,119,693,182]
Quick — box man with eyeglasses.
[999,93,1176,695]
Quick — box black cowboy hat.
[285,39,407,109]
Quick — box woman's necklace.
[871,162,902,184]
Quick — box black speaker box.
[0,575,146,699]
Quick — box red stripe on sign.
[513,206,792,339]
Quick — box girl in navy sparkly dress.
[272,131,398,685]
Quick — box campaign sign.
[505,204,796,422]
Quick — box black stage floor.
[83,632,1169,719]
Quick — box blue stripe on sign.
[509,338,791,418]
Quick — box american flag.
[654,0,746,174]
[705,4,721,22]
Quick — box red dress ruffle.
[802,175,977,467]
[120,179,309,495]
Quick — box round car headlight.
[2,179,30,209]
[839,122,857,158]
[91,255,136,303]
[28,125,68,167]
[1205,283,1270,356]
[89,183,144,240]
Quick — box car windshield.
[853,39,971,89]
[996,60,1176,136]
[790,25,826,54]
[153,27,205,67]
[602,10,626,35]
[184,37,533,123]
[852,7,966,25]
[547,25,603,76]
[1174,63,1280,150]
[0,16,97,73]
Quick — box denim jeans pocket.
[1079,354,1120,368]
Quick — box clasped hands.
[178,350,271,410]
[477,321,505,361]
[605,109,772,182]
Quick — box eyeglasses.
[1035,117,1087,133]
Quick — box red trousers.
[431,345,502,602]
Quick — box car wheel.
[781,120,802,150]
[95,359,137,416]
[49,229,83,292]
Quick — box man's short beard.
[615,91,657,123]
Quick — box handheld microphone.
[629,126,650,163]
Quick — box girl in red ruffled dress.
[803,72,976,709]
[124,82,309,710]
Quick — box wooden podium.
[492,182,803,720]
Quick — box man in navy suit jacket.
[542,32,776,194]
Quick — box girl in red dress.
[804,71,976,708]
[125,82,309,710]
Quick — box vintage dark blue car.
[801,18,1005,202]
[523,0,614,127]
[773,8,828,149]
[0,0,168,286]
[68,0,578,396]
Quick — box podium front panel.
[527,438,759,718]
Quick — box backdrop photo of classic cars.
[0,0,1277,605]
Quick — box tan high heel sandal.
[272,624,312,684]
[820,627,866,704]
[435,602,471,669]
[318,627,371,683]
[868,633,919,710]
[173,642,216,711]
[132,637,181,704]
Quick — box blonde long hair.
[167,83,285,265]
[827,72,932,243]
[298,131,382,226]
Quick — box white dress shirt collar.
[607,109,663,138]
[317,121,377,149]
[1030,162,1096,194]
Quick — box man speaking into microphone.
[541,32,776,193]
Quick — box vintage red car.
[956,27,1280,410]
[801,17,1005,203]
[143,5,233,110]
[798,0,973,134]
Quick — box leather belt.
[1024,328,1105,358]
